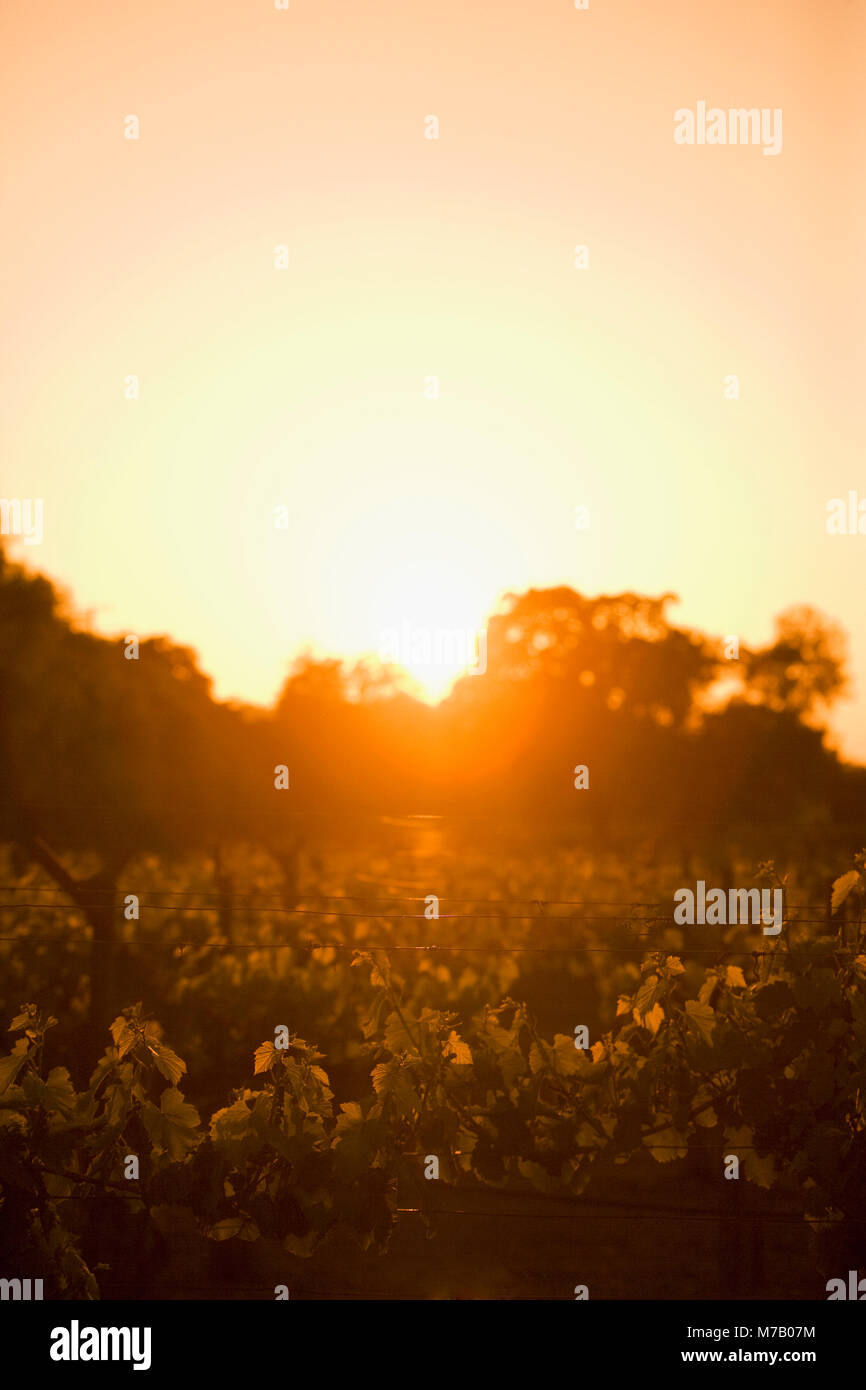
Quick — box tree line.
[1,546,862,1041]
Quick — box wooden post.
[22,835,124,1075]
[213,844,234,945]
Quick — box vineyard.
[2,822,865,1300]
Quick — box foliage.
[2,849,864,1296]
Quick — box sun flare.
[373,564,490,702]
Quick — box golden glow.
[2,0,863,756]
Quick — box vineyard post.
[213,844,234,946]
[22,833,126,1067]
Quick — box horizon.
[3,0,864,760]
[3,537,864,775]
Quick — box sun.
[372,560,490,701]
[370,539,493,700]
[382,622,487,702]
[255,422,522,705]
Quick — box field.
[3,814,865,1300]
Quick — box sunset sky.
[3,2,864,755]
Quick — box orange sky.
[2,1,864,756]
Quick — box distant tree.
[739,606,847,717]
[466,587,716,723]
[442,588,719,823]
[0,548,269,1050]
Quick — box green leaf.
[643,1126,688,1162]
[831,870,861,913]
[207,1216,257,1242]
[141,1087,201,1160]
[150,1042,187,1087]
[254,1041,278,1075]
[698,973,720,1005]
[528,1042,547,1074]
[684,1000,716,1044]
[633,973,661,1016]
[252,1111,305,1161]
[725,1126,775,1188]
[643,1002,665,1035]
[695,1107,718,1128]
[118,1032,138,1061]
[443,1031,472,1065]
[370,1063,390,1095]
[8,1006,37,1033]
[332,1103,378,1179]
[20,1066,77,1117]
[518,1159,559,1193]
[361,989,390,1040]
[368,959,390,990]
[105,1079,131,1129]
[384,1009,420,1055]
[0,1039,32,1094]
[550,1034,591,1077]
[110,1015,138,1060]
[87,1047,119,1092]
[210,1094,262,1163]
[725,965,747,989]
[283,1228,319,1257]
[371,1059,419,1116]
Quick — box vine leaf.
[8,1007,37,1033]
[725,1125,776,1188]
[141,1087,201,1160]
[0,1039,32,1094]
[643,1126,688,1162]
[207,1216,259,1243]
[684,999,716,1044]
[210,1094,258,1152]
[643,1003,665,1035]
[149,1043,187,1087]
[443,1031,472,1065]
[831,870,861,913]
[254,1041,278,1075]
[371,1060,419,1116]
[20,1066,77,1118]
